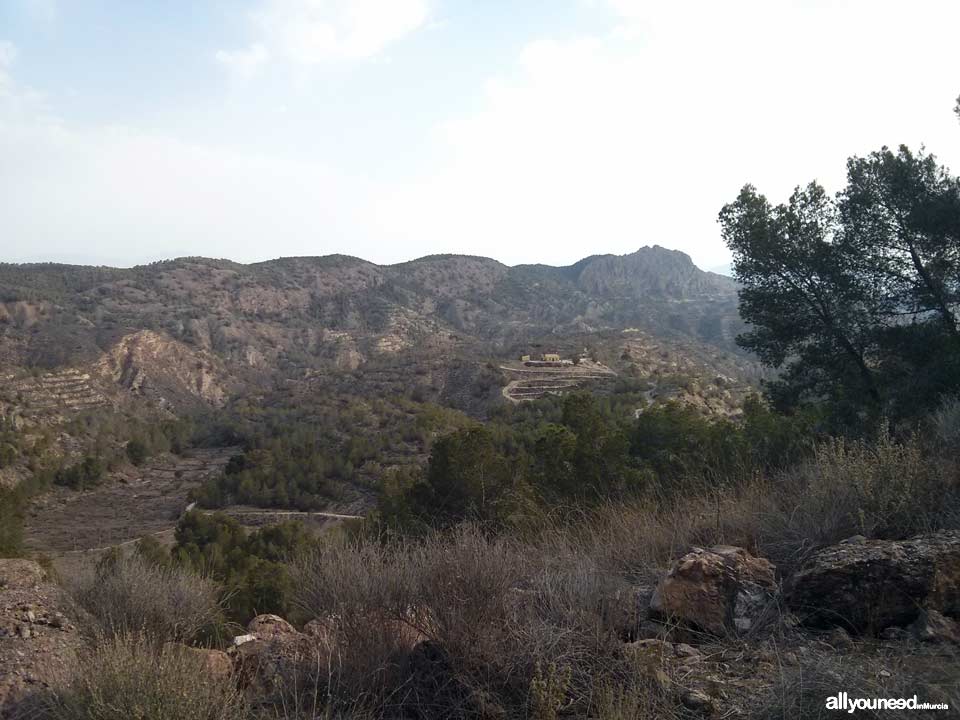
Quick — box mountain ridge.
[0,245,741,375]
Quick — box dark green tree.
[841,146,960,337]
[126,437,149,466]
[530,423,578,498]
[722,144,960,425]
[407,425,531,528]
[172,511,311,621]
[720,182,882,422]
[558,393,642,499]
[54,455,105,490]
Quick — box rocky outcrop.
[230,614,315,700]
[245,613,297,641]
[0,559,83,718]
[649,545,777,636]
[787,531,960,634]
[96,330,228,408]
[909,609,960,644]
[572,246,736,301]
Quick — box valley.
[2,243,958,720]
[0,246,762,568]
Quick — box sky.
[1,0,958,271]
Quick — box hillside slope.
[0,246,740,377]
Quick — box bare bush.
[28,635,246,720]
[289,534,421,711]
[933,395,960,452]
[752,429,959,573]
[63,555,225,645]
[288,526,664,718]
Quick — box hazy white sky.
[1,0,958,270]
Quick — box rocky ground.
[0,561,84,718]
[3,532,957,718]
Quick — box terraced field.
[499,360,617,402]
[4,369,110,417]
[23,447,235,557]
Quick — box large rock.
[230,614,316,700]
[787,531,960,633]
[910,609,960,645]
[649,545,777,636]
[246,613,297,641]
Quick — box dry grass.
[62,555,226,645]
[21,635,246,720]
[282,426,959,718]
[35,428,958,719]
[752,646,959,719]
[288,526,679,719]
[546,428,959,579]
[933,395,960,452]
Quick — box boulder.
[787,531,960,633]
[909,609,960,645]
[230,615,316,700]
[246,614,297,640]
[649,545,777,636]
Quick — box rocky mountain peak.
[571,245,737,300]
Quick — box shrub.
[33,635,246,720]
[53,456,104,491]
[0,442,17,468]
[932,395,960,452]
[0,487,24,557]
[289,535,420,707]
[289,526,653,718]
[125,438,148,466]
[753,428,959,573]
[63,555,224,645]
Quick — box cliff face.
[95,330,229,408]
[570,246,735,300]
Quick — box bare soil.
[23,448,236,557]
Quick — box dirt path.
[634,383,658,417]
[213,509,363,521]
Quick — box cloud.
[371,0,960,269]
[0,41,16,79]
[20,0,58,23]
[0,40,370,266]
[0,118,373,265]
[215,1,429,81]
[254,0,429,65]
[215,42,270,81]
[0,41,48,116]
